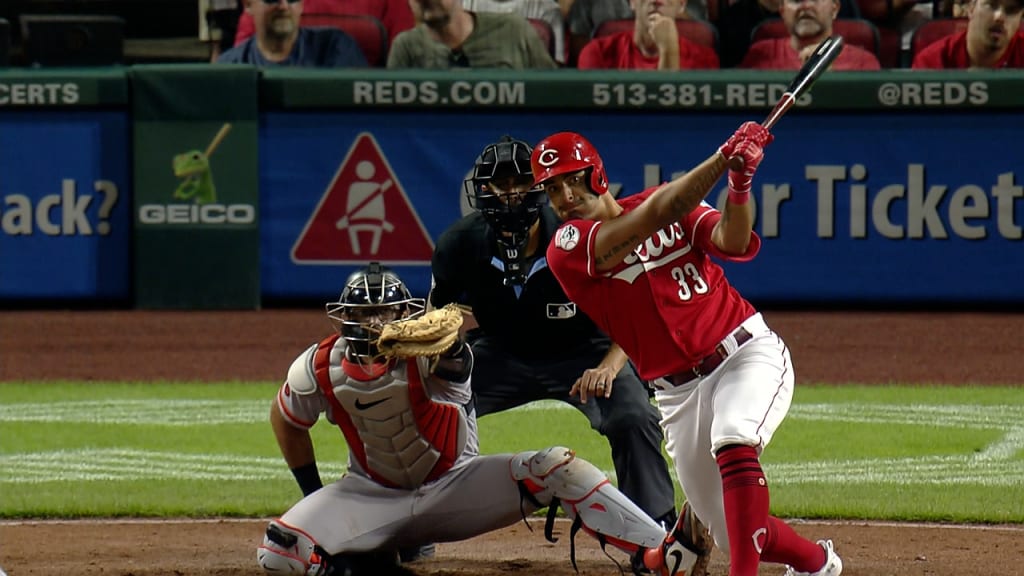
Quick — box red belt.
[664,327,753,387]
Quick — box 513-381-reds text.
[592,82,807,108]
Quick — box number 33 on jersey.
[548,195,762,380]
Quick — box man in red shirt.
[913,0,1024,68]
[532,126,844,576]
[741,0,880,69]
[234,0,415,50]
[577,0,719,69]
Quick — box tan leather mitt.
[376,304,463,359]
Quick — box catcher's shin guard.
[257,521,330,576]
[510,446,666,554]
[641,501,713,576]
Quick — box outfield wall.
[1,66,1021,307]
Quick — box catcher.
[257,262,712,576]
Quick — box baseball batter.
[256,263,706,576]
[532,126,843,576]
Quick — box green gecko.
[172,149,217,205]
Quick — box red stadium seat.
[910,17,968,57]
[527,18,557,61]
[857,0,891,22]
[750,18,881,58]
[593,18,720,51]
[300,13,388,67]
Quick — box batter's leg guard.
[256,520,331,576]
[510,446,667,564]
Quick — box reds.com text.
[352,80,526,106]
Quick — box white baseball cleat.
[784,539,842,576]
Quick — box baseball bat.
[762,36,845,130]
[204,123,233,157]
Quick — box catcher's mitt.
[376,303,464,359]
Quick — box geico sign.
[138,204,256,225]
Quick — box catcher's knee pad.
[256,521,327,576]
[510,446,664,549]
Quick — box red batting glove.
[727,139,766,205]
[718,121,773,161]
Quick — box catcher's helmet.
[530,132,608,195]
[326,262,425,361]
[464,135,546,237]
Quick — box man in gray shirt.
[461,0,566,63]
[388,0,557,68]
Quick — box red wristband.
[728,189,751,205]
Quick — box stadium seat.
[300,13,388,67]
[19,14,125,67]
[857,0,891,22]
[750,18,881,59]
[593,18,719,51]
[910,17,968,57]
[527,18,556,61]
[0,18,9,66]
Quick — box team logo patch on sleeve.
[555,225,580,251]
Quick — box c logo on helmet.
[538,149,559,167]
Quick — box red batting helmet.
[530,132,609,195]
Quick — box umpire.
[430,135,677,527]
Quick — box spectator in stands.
[387,0,557,68]
[739,0,881,68]
[462,0,567,63]
[565,0,634,65]
[913,0,1024,67]
[576,0,719,69]
[564,0,709,65]
[218,0,368,67]
[233,0,415,48]
[717,0,860,67]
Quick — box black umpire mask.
[464,137,545,286]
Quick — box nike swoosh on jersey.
[354,397,390,410]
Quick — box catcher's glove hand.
[376,303,464,360]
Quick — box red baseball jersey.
[546,189,760,381]
[912,30,1024,69]
[578,31,720,69]
[740,38,881,70]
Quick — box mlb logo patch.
[547,303,576,319]
[555,225,579,251]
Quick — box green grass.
[2,381,1023,523]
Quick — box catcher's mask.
[326,262,425,363]
[463,135,546,286]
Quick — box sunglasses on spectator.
[260,0,301,4]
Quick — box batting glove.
[725,140,767,204]
[718,121,773,161]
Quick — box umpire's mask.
[463,136,546,286]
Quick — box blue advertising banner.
[0,111,131,299]
[260,111,1023,304]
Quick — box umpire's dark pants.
[468,336,676,522]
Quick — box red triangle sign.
[292,133,435,264]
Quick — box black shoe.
[398,543,436,563]
[655,508,678,532]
